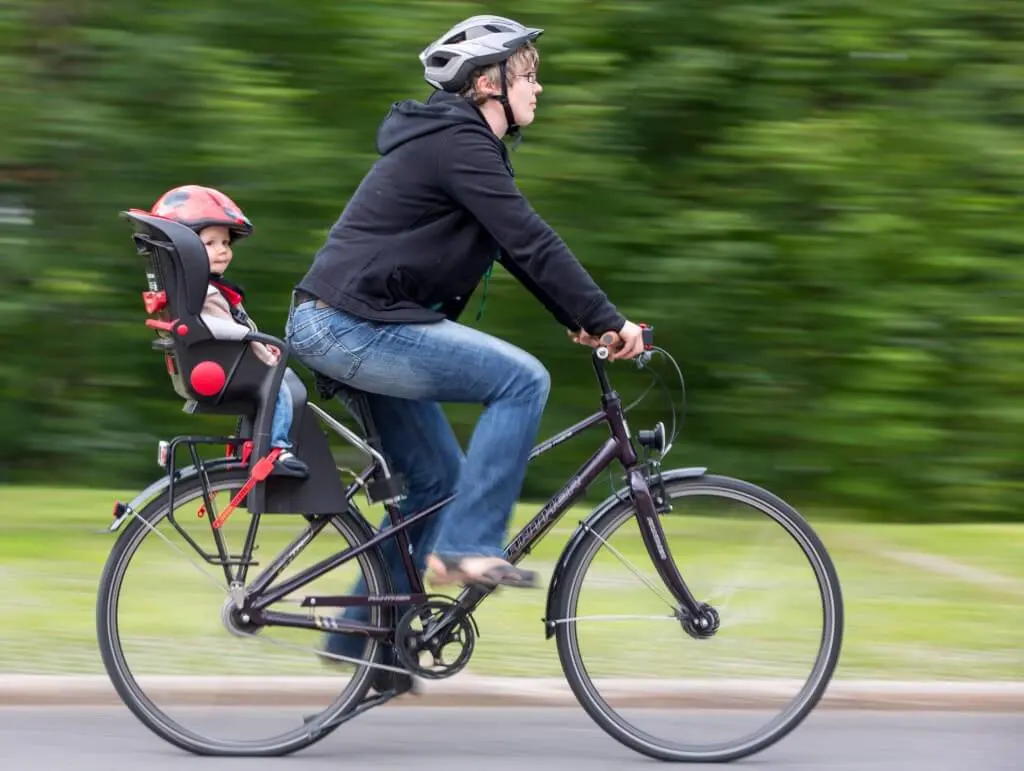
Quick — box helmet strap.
[491,61,522,148]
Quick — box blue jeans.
[270,384,294,450]
[284,300,550,660]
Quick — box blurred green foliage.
[1,1,1022,521]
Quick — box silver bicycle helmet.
[420,15,543,142]
[419,15,544,93]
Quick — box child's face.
[200,225,233,274]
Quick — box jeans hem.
[432,546,507,560]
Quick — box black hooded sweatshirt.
[295,91,625,336]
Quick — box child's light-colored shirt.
[201,281,279,368]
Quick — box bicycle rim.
[96,470,387,756]
[554,473,844,762]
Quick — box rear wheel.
[552,472,843,762]
[96,469,391,756]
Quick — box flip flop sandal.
[432,556,540,590]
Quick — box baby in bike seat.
[151,184,310,479]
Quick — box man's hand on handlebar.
[568,320,647,361]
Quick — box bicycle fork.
[628,465,717,634]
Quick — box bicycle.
[96,210,844,762]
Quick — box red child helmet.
[150,184,254,241]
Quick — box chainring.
[394,596,476,680]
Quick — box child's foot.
[270,450,310,479]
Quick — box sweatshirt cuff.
[583,305,626,337]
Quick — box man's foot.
[270,450,309,479]
[371,666,419,697]
[321,641,419,697]
[303,660,418,725]
[427,554,540,590]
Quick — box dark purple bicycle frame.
[242,349,701,638]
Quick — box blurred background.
[0,1,1021,683]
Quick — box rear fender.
[106,458,248,532]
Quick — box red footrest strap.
[212,448,283,529]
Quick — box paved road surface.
[0,706,1019,770]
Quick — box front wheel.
[551,472,844,763]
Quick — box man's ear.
[474,72,499,97]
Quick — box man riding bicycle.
[285,14,645,680]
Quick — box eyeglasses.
[515,71,539,84]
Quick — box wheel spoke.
[96,470,389,755]
[551,473,843,763]
[550,613,677,626]
[126,505,232,596]
[581,521,678,610]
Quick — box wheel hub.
[221,597,261,638]
[680,602,720,640]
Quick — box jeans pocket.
[322,313,386,380]
[285,301,324,340]
[287,305,335,356]
[289,321,336,359]
[289,306,383,382]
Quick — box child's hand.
[251,342,281,367]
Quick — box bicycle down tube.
[243,404,614,615]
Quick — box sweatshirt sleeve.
[439,126,626,336]
[496,249,579,330]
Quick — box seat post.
[349,391,386,457]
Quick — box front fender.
[107,457,248,532]
[541,465,707,639]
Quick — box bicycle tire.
[552,472,844,763]
[96,467,391,756]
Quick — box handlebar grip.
[594,324,654,361]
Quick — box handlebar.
[591,324,655,397]
[593,324,654,361]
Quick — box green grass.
[1,484,1021,681]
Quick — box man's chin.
[516,112,536,128]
